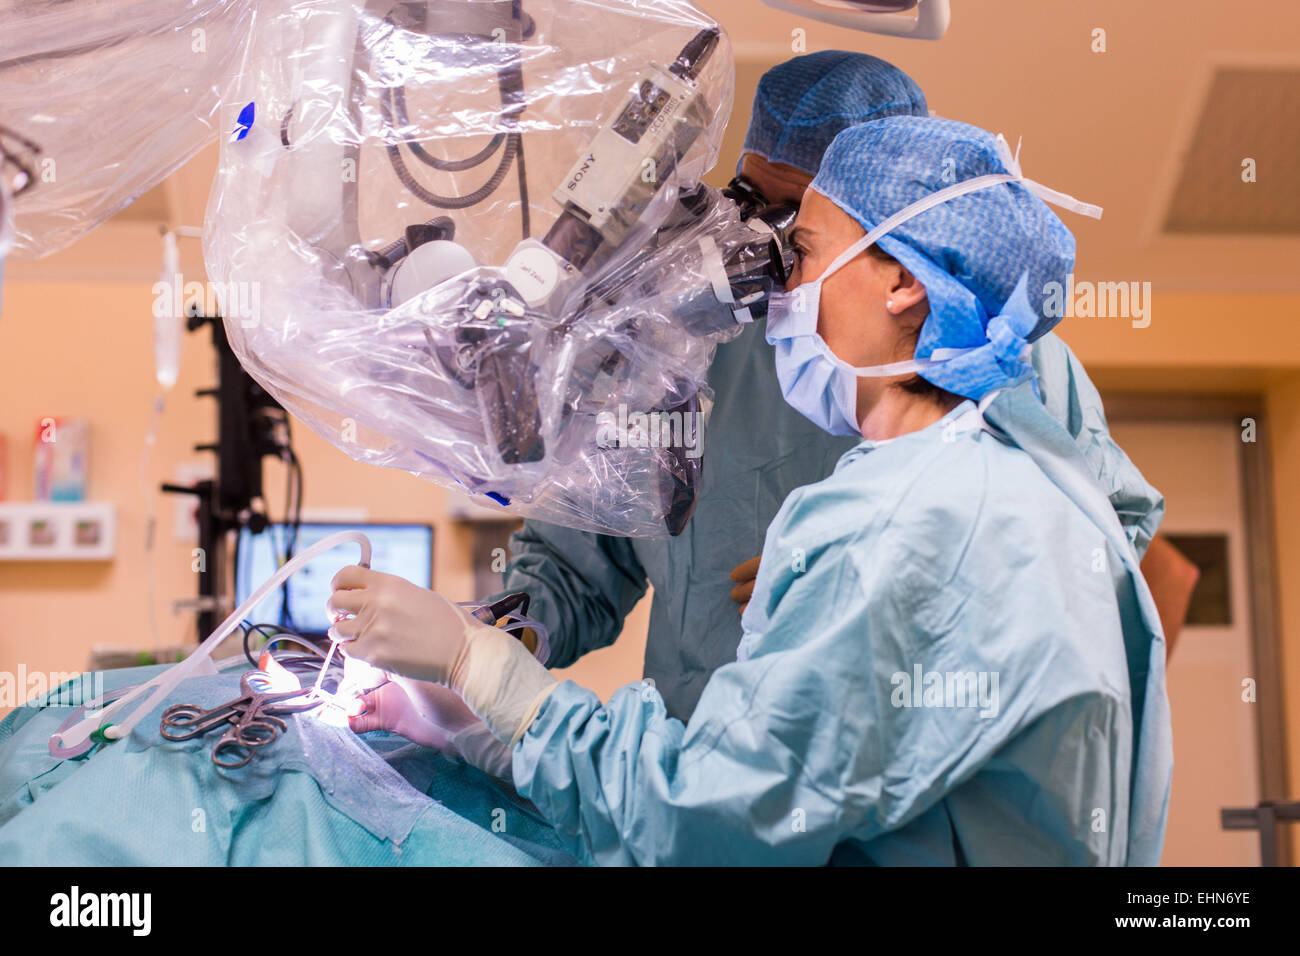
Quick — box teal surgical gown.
[511,393,1174,865]
[499,321,1163,720]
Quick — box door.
[1109,420,1262,866]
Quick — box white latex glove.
[330,567,558,746]
[329,566,478,685]
[447,721,515,781]
[348,677,514,781]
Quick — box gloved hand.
[729,554,761,615]
[349,677,515,781]
[349,677,477,751]
[447,721,515,782]
[330,566,558,746]
[329,567,476,685]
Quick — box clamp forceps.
[160,671,321,769]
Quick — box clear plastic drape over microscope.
[202,0,784,537]
[0,0,256,257]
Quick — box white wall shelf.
[0,502,116,561]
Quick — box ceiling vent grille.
[1163,68,1300,235]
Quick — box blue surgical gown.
[498,323,1163,720]
[511,394,1173,865]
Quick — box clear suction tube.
[50,531,372,752]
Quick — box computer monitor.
[234,522,434,637]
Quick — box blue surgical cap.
[810,116,1078,400]
[740,51,928,177]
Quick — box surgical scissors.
[160,671,321,769]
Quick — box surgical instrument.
[160,671,321,769]
[50,530,371,753]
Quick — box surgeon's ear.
[883,263,927,315]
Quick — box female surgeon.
[330,115,1173,866]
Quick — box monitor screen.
[235,522,434,636]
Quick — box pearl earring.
[886,299,895,310]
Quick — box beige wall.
[0,280,465,671]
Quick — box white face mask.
[764,279,953,437]
[764,136,1102,437]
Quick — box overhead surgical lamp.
[759,0,950,40]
